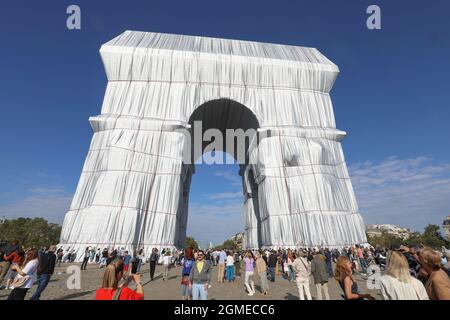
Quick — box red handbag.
[181,275,190,285]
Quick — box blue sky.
[0,1,449,248]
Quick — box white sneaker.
[247,292,254,296]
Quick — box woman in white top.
[162,251,172,281]
[380,251,429,300]
[226,251,235,282]
[7,249,39,300]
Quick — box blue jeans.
[268,267,275,282]
[192,283,208,300]
[226,265,234,282]
[359,258,367,273]
[288,265,296,281]
[30,274,51,300]
[181,284,192,297]
[326,262,333,277]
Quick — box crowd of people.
[0,242,56,300]
[54,246,144,270]
[1,241,449,300]
[95,244,450,301]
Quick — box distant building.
[366,224,412,240]
[228,233,245,250]
[443,216,450,239]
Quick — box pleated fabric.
[59,31,366,260]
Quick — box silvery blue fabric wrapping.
[59,31,366,260]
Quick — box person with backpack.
[292,251,312,300]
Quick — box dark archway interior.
[188,99,260,167]
[184,99,262,248]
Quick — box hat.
[398,245,410,253]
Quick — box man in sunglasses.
[189,250,212,300]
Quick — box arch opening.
[188,99,260,166]
[59,31,368,261]
[178,99,262,249]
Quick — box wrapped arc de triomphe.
[59,30,367,259]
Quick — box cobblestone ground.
[0,262,382,300]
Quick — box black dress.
[338,277,361,300]
[7,288,29,300]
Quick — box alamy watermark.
[66,5,81,30]
[65,4,380,31]
[367,5,381,30]
[173,121,269,165]
[66,265,81,289]
[65,5,381,32]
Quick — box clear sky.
[0,1,449,248]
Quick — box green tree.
[0,217,61,249]
[366,233,383,247]
[215,239,238,251]
[185,236,199,250]
[404,231,423,247]
[366,231,403,248]
[421,224,449,248]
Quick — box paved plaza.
[0,262,382,300]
